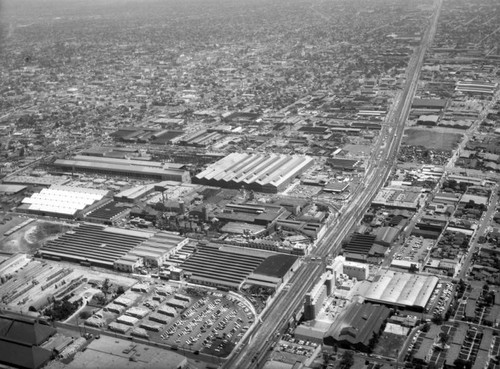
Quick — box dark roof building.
[412,98,448,109]
[0,312,56,369]
[85,201,130,224]
[327,158,361,171]
[323,302,390,352]
[343,233,376,262]
[247,254,299,288]
[39,223,150,268]
[181,243,265,290]
[53,158,190,182]
[214,203,290,226]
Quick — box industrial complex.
[1,0,500,368]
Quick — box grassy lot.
[373,332,406,358]
[403,128,462,150]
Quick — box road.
[223,0,443,368]
[458,186,499,280]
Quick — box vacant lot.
[373,332,406,358]
[0,219,71,254]
[403,128,462,151]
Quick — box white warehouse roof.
[21,185,108,216]
[363,270,438,310]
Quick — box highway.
[223,1,443,368]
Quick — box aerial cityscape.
[0,0,500,368]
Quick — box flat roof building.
[54,158,190,182]
[363,270,439,311]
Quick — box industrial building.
[53,157,190,182]
[342,233,377,262]
[84,200,131,224]
[126,232,189,267]
[455,80,498,95]
[363,270,439,311]
[194,153,315,193]
[342,261,369,281]
[66,335,188,369]
[19,185,109,218]
[214,202,290,226]
[412,98,447,109]
[326,158,361,171]
[246,254,299,288]
[0,311,57,369]
[113,184,156,203]
[371,185,424,210]
[180,242,265,290]
[323,302,391,352]
[304,272,335,321]
[39,223,152,268]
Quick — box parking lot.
[426,281,454,316]
[84,283,255,358]
[269,335,319,365]
[157,291,254,356]
[395,235,434,268]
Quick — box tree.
[438,332,449,350]
[79,311,91,320]
[339,350,354,369]
[102,278,111,300]
[432,314,444,325]
[46,300,77,321]
[116,286,125,295]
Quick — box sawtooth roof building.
[193,153,315,193]
[363,270,439,312]
[39,223,152,267]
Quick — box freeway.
[223,1,443,368]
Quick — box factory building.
[0,311,58,369]
[323,302,391,353]
[363,270,439,312]
[113,255,144,273]
[304,272,334,321]
[39,223,152,268]
[194,153,315,193]
[246,254,299,289]
[372,185,425,210]
[53,157,190,182]
[19,185,109,219]
[180,242,265,290]
[123,232,189,268]
[455,80,498,95]
[342,261,369,281]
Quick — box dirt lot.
[403,128,463,151]
[0,218,72,254]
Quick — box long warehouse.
[53,157,190,182]
[194,153,315,193]
[363,270,439,312]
